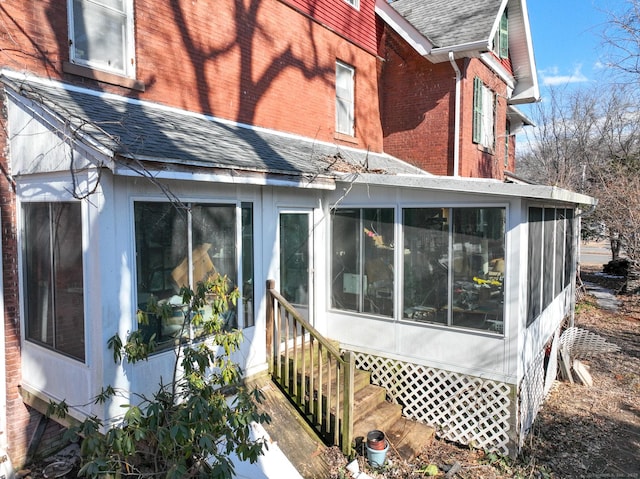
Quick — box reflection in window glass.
[331,208,394,317]
[451,208,505,333]
[527,207,543,325]
[242,203,255,328]
[542,208,555,309]
[134,202,241,350]
[24,203,85,361]
[71,0,128,74]
[402,208,449,325]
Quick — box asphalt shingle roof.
[2,75,424,181]
[390,0,502,48]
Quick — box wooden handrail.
[266,279,354,455]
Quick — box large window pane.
[135,203,188,346]
[242,203,255,328]
[24,203,85,361]
[402,208,449,324]
[331,209,361,312]
[542,208,555,309]
[554,209,565,297]
[564,209,575,288]
[363,209,395,316]
[451,208,505,332]
[135,202,244,349]
[331,208,394,317]
[527,207,543,325]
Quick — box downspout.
[449,51,461,177]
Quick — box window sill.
[63,62,145,92]
[334,132,358,144]
[474,143,495,155]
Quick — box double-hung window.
[23,202,85,361]
[473,77,496,149]
[69,0,134,76]
[336,61,355,136]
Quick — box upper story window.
[336,61,355,137]
[472,77,496,149]
[68,0,135,77]
[343,0,360,9]
[496,10,509,59]
[23,202,85,362]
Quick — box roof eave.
[428,41,490,62]
[375,0,433,57]
[342,174,597,207]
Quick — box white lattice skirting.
[353,352,513,455]
[518,349,546,449]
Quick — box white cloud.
[540,65,589,86]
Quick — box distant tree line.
[517,0,640,289]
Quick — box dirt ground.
[326,266,640,479]
[20,267,639,479]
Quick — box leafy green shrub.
[49,275,270,478]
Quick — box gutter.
[449,52,461,177]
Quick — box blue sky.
[526,0,623,91]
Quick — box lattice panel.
[354,353,512,454]
[560,327,621,359]
[518,349,545,448]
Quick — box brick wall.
[458,59,510,179]
[0,91,37,468]
[0,0,383,151]
[380,26,512,179]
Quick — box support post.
[266,279,275,374]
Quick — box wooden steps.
[279,345,435,462]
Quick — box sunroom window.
[134,202,254,350]
[526,207,576,326]
[331,208,395,317]
[23,202,85,361]
[403,207,505,333]
[69,0,134,76]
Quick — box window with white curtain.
[336,61,355,136]
[69,0,134,76]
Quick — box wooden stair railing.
[266,279,354,455]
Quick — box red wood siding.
[283,0,378,55]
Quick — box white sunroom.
[4,73,595,454]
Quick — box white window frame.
[343,0,360,9]
[68,0,135,77]
[336,61,355,137]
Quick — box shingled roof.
[389,0,503,49]
[2,73,424,185]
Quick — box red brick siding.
[380,26,512,179]
[458,59,510,179]
[0,92,35,468]
[381,27,454,176]
[0,0,383,151]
